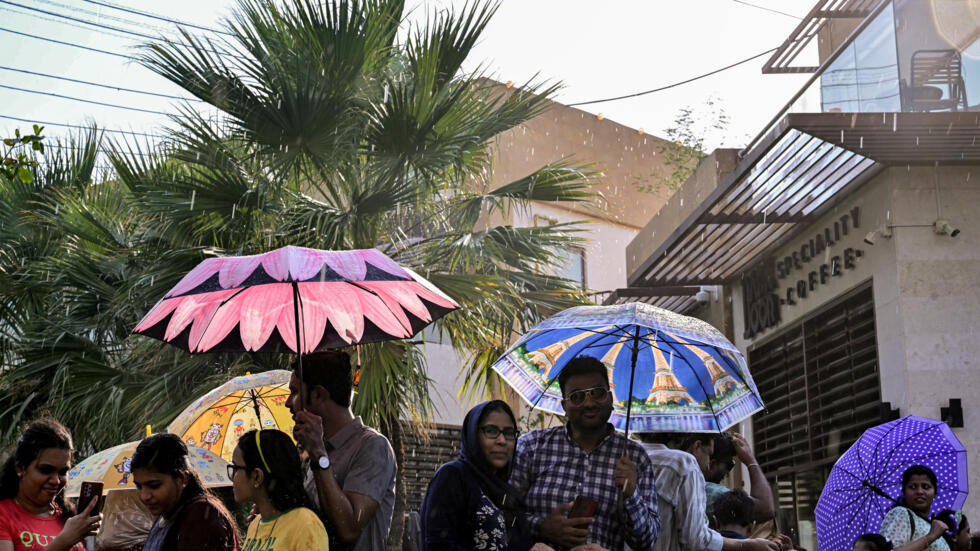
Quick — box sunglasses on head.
[564,386,610,406]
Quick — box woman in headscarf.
[419,400,533,551]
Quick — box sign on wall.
[742,207,865,339]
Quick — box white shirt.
[642,442,724,551]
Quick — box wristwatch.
[312,454,331,471]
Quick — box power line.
[567,47,779,107]
[0,114,167,138]
[731,0,803,20]
[34,0,172,34]
[78,0,234,37]
[0,4,137,41]
[0,25,136,59]
[0,83,171,115]
[0,65,204,102]
[0,0,166,42]
[0,1,246,61]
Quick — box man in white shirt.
[638,434,778,551]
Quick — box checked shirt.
[510,425,660,551]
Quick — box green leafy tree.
[0,0,597,541]
[636,96,731,193]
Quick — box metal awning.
[599,286,700,313]
[628,111,980,289]
[763,0,885,74]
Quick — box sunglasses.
[564,386,610,406]
[479,425,519,441]
[226,463,248,481]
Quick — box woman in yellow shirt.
[229,430,329,551]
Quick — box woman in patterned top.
[420,400,535,551]
[879,465,952,551]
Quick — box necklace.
[13,496,54,517]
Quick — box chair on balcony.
[900,49,969,112]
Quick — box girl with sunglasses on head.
[229,429,328,550]
[131,433,239,551]
[420,400,538,551]
[0,419,100,551]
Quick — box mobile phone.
[78,481,103,516]
[568,495,598,519]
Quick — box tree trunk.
[383,414,407,551]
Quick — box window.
[750,284,882,551]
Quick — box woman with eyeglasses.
[228,429,328,550]
[419,400,540,551]
[131,433,239,551]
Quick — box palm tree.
[0,0,596,543]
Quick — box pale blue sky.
[0,0,818,151]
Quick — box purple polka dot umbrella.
[815,415,968,551]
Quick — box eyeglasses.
[564,386,610,406]
[226,464,248,482]
[479,425,519,441]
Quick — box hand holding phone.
[568,495,598,519]
[77,481,103,517]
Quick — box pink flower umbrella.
[133,246,459,405]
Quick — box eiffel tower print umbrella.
[490,302,763,434]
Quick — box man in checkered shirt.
[510,356,660,551]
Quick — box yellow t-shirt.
[243,507,329,551]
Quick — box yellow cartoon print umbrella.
[166,370,294,461]
[66,440,228,497]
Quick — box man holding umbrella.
[510,356,661,551]
[286,350,397,551]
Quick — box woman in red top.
[0,418,101,551]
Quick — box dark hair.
[0,418,75,522]
[236,430,314,513]
[902,465,938,489]
[855,533,894,551]
[478,401,518,431]
[131,433,208,514]
[294,350,353,407]
[557,356,608,395]
[714,489,754,528]
[711,433,735,462]
[679,433,714,453]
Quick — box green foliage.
[637,96,730,193]
[0,0,595,457]
[1,126,45,184]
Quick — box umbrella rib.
[190,287,249,353]
[874,422,945,486]
[877,448,967,487]
[348,280,415,336]
[869,417,911,482]
[659,335,722,430]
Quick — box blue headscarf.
[458,400,526,517]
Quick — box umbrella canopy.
[491,302,763,433]
[167,370,294,462]
[66,440,229,497]
[133,246,459,354]
[815,415,969,551]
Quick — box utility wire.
[0,65,205,102]
[0,4,137,41]
[33,0,172,34]
[0,1,247,60]
[0,25,136,59]
[0,0,166,42]
[567,46,779,107]
[731,0,803,20]
[0,115,167,139]
[78,0,235,36]
[0,84,171,115]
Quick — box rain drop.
[190,190,196,210]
